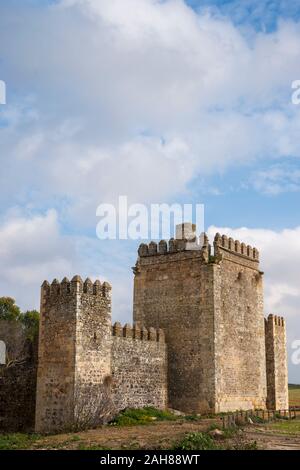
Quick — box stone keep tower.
[133,224,280,413]
[35,276,112,433]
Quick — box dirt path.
[243,427,300,450]
[30,419,300,450]
[32,419,219,450]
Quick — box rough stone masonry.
[0,223,289,433]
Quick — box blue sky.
[0,0,300,382]
[187,0,300,31]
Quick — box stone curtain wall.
[111,322,167,411]
[0,226,290,433]
[0,321,37,431]
[36,276,167,433]
[265,315,289,410]
[133,236,217,413]
[213,234,267,412]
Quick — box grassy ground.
[1,399,300,450]
[0,415,299,450]
[289,384,300,407]
[0,433,41,450]
[0,425,257,451]
[266,419,300,435]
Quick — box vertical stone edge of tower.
[213,233,267,412]
[265,314,289,410]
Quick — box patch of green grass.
[289,386,300,407]
[184,414,201,421]
[174,429,258,451]
[289,384,300,389]
[0,433,41,450]
[267,419,300,435]
[274,412,289,420]
[111,407,176,426]
[251,415,265,424]
[173,432,219,450]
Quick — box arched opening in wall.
[0,340,6,365]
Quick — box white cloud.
[0,210,76,309]
[0,0,299,383]
[1,1,300,223]
[1,211,299,381]
[0,209,134,322]
[250,164,300,195]
[208,224,300,382]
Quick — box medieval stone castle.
[0,223,289,433]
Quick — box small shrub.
[274,412,289,421]
[251,415,265,424]
[63,378,115,432]
[21,310,39,342]
[0,433,40,450]
[112,407,176,426]
[184,414,201,421]
[242,441,258,450]
[173,432,218,450]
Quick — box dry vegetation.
[1,413,300,451]
[1,387,300,451]
[289,385,300,408]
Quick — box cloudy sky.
[0,0,299,382]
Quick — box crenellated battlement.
[112,322,165,343]
[138,235,209,258]
[137,232,260,264]
[41,276,112,299]
[265,314,285,328]
[31,220,288,433]
[214,233,259,262]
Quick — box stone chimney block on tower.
[175,223,196,241]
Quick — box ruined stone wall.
[133,237,217,413]
[74,278,112,423]
[35,276,112,433]
[265,314,289,410]
[111,322,167,411]
[36,273,168,433]
[0,320,37,431]
[213,234,267,411]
